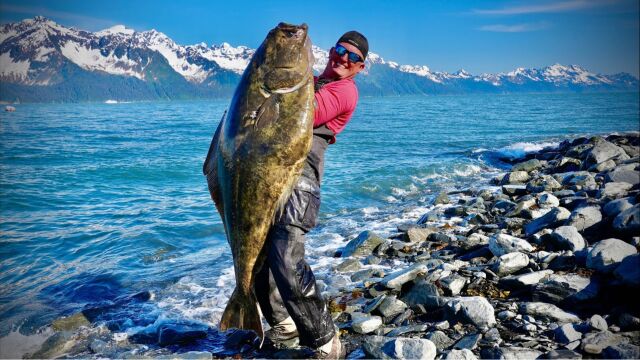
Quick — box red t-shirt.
[313,76,359,144]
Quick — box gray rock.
[618,312,640,330]
[612,204,640,235]
[461,233,489,250]
[524,207,571,237]
[563,172,598,190]
[605,167,640,185]
[533,273,600,303]
[439,274,467,295]
[507,197,537,217]
[381,338,437,360]
[404,227,437,243]
[400,281,445,309]
[352,314,383,334]
[554,189,576,198]
[549,226,586,251]
[380,262,429,290]
[512,159,544,172]
[492,252,530,276]
[335,258,361,272]
[613,253,640,286]
[602,343,640,359]
[445,296,496,329]
[378,295,407,319]
[445,349,477,360]
[489,233,534,256]
[497,310,517,321]
[502,184,528,196]
[500,270,553,288]
[565,206,602,232]
[538,192,560,208]
[556,157,582,172]
[554,323,582,344]
[543,348,582,359]
[363,295,387,314]
[487,347,543,360]
[342,231,385,257]
[586,138,630,168]
[351,268,382,282]
[365,255,381,265]
[603,197,635,218]
[599,182,633,198]
[581,330,628,355]
[425,330,455,350]
[386,324,429,337]
[434,191,450,205]
[502,171,530,185]
[453,333,481,350]
[590,159,616,172]
[519,302,581,323]
[588,314,608,332]
[156,351,214,360]
[586,238,637,273]
[527,175,563,193]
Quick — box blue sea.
[0,92,638,357]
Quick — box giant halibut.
[203,23,314,341]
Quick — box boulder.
[400,280,446,309]
[434,191,450,205]
[565,206,602,233]
[588,314,608,332]
[352,314,383,334]
[439,274,467,295]
[502,184,528,196]
[542,349,582,359]
[378,295,408,319]
[599,182,633,198]
[554,323,582,345]
[549,226,586,251]
[445,296,496,329]
[342,231,385,257]
[605,167,640,185]
[489,233,534,256]
[492,252,530,276]
[335,258,361,272]
[586,238,637,273]
[460,233,489,250]
[533,273,600,304]
[425,330,455,350]
[538,192,560,208]
[581,330,628,355]
[444,349,477,360]
[602,197,635,218]
[512,159,543,172]
[555,157,582,172]
[612,204,640,235]
[500,270,553,288]
[381,262,429,290]
[363,336,436,360]
[404,227,437,243]
[590,159,616,172]
[613,253,640,286]
[484,347,543,360]
[602,343,640,359]
[585,139,630,168]
[527,175,563,193]
[518,302,581,323]
[501,171,530,185]
[524,207,571,237]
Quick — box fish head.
[258,23,313,93]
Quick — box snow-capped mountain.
[1,17,637,102]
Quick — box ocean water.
[0,92,638,356]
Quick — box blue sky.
[1,0,638,76]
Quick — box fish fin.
[204,111,226,228]
[203,110,226,176]
[254,94,280,130]
[219,288,265,347]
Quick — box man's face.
[327,41,365,79]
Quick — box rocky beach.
[6,131,640,359]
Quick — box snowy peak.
[96,25,135,36]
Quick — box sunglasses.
[334,44,364,63]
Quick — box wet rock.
[157,351,213,360]
[157,323,208,346]
[434,191,450,205]
[588,314,608,332]
[541,348,582,359]
[556,157,582,172]
[489,233,534,256]
[549,226,586,251]
[501,171,530,185]
[612,204,640,235]
[565,206,602,233]
[562,172,598,190]
[586,238,637,273]
[603,197,636,218]
[380,262,429,290]
[613,253,640,286]
[502,184,528,196]
[560,196,590,211]
[538,192,560,208]
[460,233,489,250]
[342,231,385,257]
[445,349,477,360]
[404,226,437,243]
[605,167,640,185]
[590,159,616,172]
[425,330,455,350]
[484,347,543,360]
[513,159,544,172]
[585,139,630,168]
[445,296,496,329]
[533,273,600,304]
[351,268,382,282]
[364,255,381,265]
[554,323,582,345]
[580,330,628,355]
[524,207,571,237]
[30,332,76,359]
[527,175,563,193]
[336,258,361,272]
[352,314,383,334]
[439,273,467,295]
[492,252,529,276]
[507,197,537,217]
[519,302,580,323]
[500,270,553,288]
[377,295,407,319]
[602,343,640,359]
[386,324,429,337]
[52,312,91,332]
[453,333,481,350]
[599,182,633,198]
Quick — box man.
[253,31,368,359]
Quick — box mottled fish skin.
[203,23,314,343]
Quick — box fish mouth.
[276,22,308,39]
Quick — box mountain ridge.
[0,16,637,102]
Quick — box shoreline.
[5,131,639,359]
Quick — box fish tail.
[219,288,264,346]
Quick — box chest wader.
[253,127,336,349]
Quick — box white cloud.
[479,22,551,32]
[473,0,618,15]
